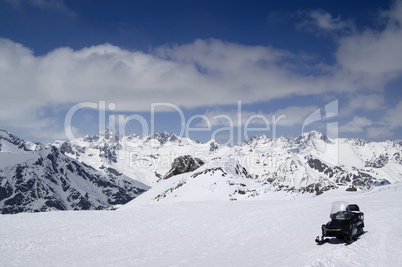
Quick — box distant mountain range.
[1,127,401,213]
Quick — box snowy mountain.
[54,128,402,197]
[0,128,43,152]
[53,128,217,186]
[0,129,149,214]
[233,131,401,193]
[1,127,401,213]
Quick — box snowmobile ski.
[315,236,329,245]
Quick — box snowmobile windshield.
[330,201,350,220]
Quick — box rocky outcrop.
[164,155,205,179]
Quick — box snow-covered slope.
[0,129,149,214]
[56,129,402,193]
[126,157,259,205]
[1,184,401,266]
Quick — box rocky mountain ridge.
[0,129,149,214]
[53,128,402,192]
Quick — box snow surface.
[1,185,402,267]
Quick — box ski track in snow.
[0,185,401,267]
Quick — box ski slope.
[1,185,401,266]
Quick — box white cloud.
[298,9,355,34]
[336,1,402,79]
[366,127,394,139]
[0,38,331,129]
[198,106,318,128]
[1,1,402,140]
[339,99,402,139]
[340,116,373,133]
[342,94,385,116]
[273,106,321,127]
[340,100,402,139]
[383,100,402,129]
[1,32,398,131]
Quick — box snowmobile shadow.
[317,231,367,246]
[344,230,368,246]
[323,231,368,246]
[326,238,344,245]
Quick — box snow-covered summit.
[0,128,44,152]
[294,131,333,149]
[243,133,270,146]
[146,131,180,146]
[123,157,257,206]
[84,127,121,144]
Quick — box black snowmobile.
[315,201,364,244]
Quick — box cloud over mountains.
[1,1,401,140]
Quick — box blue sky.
[0,0,401,143]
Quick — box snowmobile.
[315,201,364,244]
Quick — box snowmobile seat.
[348,204,360,212]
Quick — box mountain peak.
[294,131,331,144]
[147,131,180,146]
[208,139,219,151]
[0,128,43,151]
[84,127,121,143]
[0,128,14,142]
[243,134,270,145]
[99,127,121,140]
